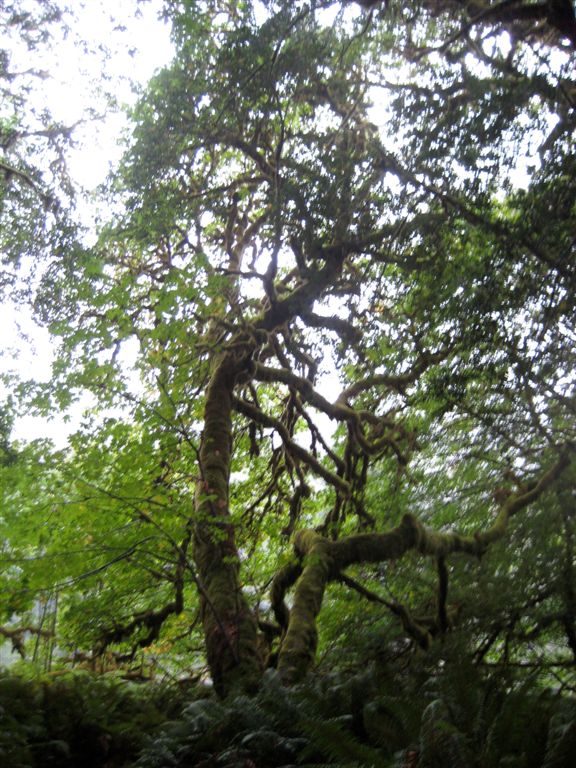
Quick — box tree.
[0,0,79,661]
[0,0,80,303]
[354,0,576,49]
[4,0,574,696]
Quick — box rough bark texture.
[275,533,336,684]
[276,517,419,683]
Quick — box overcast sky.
[1,0,173,445]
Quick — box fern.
[362,695,420,752]
[483,678,553,768]
[0,671,168,767]
[0,674,44,767]
[542,700,576,768]
[299,715,388,767]
[134,664,575,768]
[419,699,476,768]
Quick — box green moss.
[193,359,263,697]
[278,536,335,684]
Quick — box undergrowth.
[1,660,575,767]
[0,671,170,768]
[135,661,576,768]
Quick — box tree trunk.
[193,357,263,696]
[191,247,348,694]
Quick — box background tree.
[0,0,80,302]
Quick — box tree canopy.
[1,0,575,712]
[0,0,78,302]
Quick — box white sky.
[1,0,174,445]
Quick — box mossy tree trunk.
[193,356,263,697]
[192,251,347,695]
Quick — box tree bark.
[193,356,263,696]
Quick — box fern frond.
[299,715,388,767]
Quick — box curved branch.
[337,572,432,649]
[254,362,380,426]
[0,158,54,207]
[300,310,363,344]
[270,561,303,631]
[337,347,452,401]
[275,451,571,683]
[95,601,182,656]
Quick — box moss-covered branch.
[193,237,349,695]
[270,560,303,631]
[275,452,571,683]
[0,625,53,658]
[275,533,336,683]
[194,358,263,696]
[94,601,182,656]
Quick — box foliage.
[0,0,79,302]
[1,660,575,767]
[134,662,576,768]
[0,671,169,768]
[1,0,575,734]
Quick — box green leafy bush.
[0,671,168,768]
